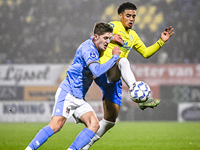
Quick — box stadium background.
[0,0,200,122]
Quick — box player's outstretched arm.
[138,26,174,58]
[160,26,174,42]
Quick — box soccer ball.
[129,81,151,103]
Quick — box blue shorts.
[95,74,122,106]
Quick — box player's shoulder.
[109,21,120,24]
[81,38,99,56]
[81,38,95,51]
[109,21,120,28]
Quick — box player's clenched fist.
[112,46,121,56]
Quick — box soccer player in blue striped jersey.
[25,22,120,150]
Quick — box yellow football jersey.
[99,21,165,64]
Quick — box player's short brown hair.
[93,22,113,36]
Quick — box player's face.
[95,32,112,51]
[119,9,136,30]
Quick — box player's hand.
[112,46,120,56]
[112,34,123,46]
[160,26,174,42]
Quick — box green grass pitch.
[0,122,200,150]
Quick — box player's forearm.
[89,55,119,77]
[142,38,165,58]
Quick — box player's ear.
[93,34,98,41]
[119,13,123,19]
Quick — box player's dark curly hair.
[117,2,137,14]
[93,22,113,36]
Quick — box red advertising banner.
[86,64,200,100]
[131,64,200,86]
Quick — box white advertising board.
[0,101,103,122]
[0,64,68,86]
[178,102,200,122]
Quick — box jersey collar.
[119,21,130,33]
[92,38,100,51]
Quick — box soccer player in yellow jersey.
[83,2,174,149]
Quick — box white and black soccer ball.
[129,81,151,103]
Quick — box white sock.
[118,57,136,88]
[82,119,115,150]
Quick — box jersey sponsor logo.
[119,31,125,35]
[129,34,133,41]
[122,41,132,50]
[90,52,97,58]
